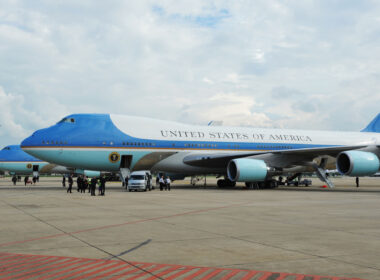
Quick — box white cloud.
[179,93,272,127]
[1,1,380,146]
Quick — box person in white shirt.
[159,176,165,191]
[165,177,171,191]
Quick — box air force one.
[20,113,380,188]
[0,145,101,177]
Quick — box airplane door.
[120,155,132,182]
[32,165,39,178]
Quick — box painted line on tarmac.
[0,252,365,280]
[0,202,248,248]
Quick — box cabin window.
[58,117,75,124]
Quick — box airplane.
[20,113,380,188]
[0,145,101,178]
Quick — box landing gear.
[245,180,279,189]
[217,179,236,188]
[245,182,259,189]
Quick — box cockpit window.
[58,117,75,124]
[2,147,10,150]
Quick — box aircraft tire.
[217,179,225,188]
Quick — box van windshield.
[131,175,145,180]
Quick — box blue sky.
[1,1,380,147]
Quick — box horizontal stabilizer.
[361,113,380,133]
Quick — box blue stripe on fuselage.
[21,114,334,151]
[0,145,43,162]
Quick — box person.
[156,176,159,188]
[81,176,88,193]
[67,175,73,193]
[32,176,37,185]
[97,177,102,195]
[90,177,97,196]
[62,176,66,187]
[165,177,171,191]
[125,176,129,190]
[12,175,17,186]
[76,175,81,192]
[100,176,106,196]
[159,176,165,191]
[24,176,29,186]
[356,177,359,188]
[17,175,21,182]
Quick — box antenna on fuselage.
[208,121,223,126]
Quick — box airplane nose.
[21,127,49,148]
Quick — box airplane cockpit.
[57,117,76,124]
[1,145,20,151]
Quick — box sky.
[1,0,380,147]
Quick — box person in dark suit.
[99,176,106,195]
[356,177,359,188]
[24,176,29,186]
[12,175,17,185]
[77,176,82,192]
[67,175,73,193]
[90,177,97,196]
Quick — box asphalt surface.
[0,176,379,279]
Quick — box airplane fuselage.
[21,114,380,175]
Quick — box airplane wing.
[183,145,367,169]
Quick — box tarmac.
[0,176,379,279]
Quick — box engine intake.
[227,158,267,182]
[336,151,379,176]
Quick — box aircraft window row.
[184,143,217,148]
[227,144,240,148]
[256,145,292,149]
[42,140,68,145]
[121,142,156,147]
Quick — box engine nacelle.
[227,158,267,182]
[336,151,380,176]
[76,169,101,178]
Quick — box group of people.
[157,176,171,191]
[63,175,106,196]
[18,175,39,186]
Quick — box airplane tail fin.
[361,113,380,132]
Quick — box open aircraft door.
[32,164,39,177]
[120,155,132,182]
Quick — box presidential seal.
[109,152,120,163]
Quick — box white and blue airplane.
[0,145,101,177]
[0,145,53,175]
[20,113,380,188]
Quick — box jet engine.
[336,150,380,176]
[227,158,268,182]
[76,169,101,178]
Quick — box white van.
[127,171,152,192]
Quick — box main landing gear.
[217,179,236,188]
[245,180,279,189]
[217,178,279,189]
